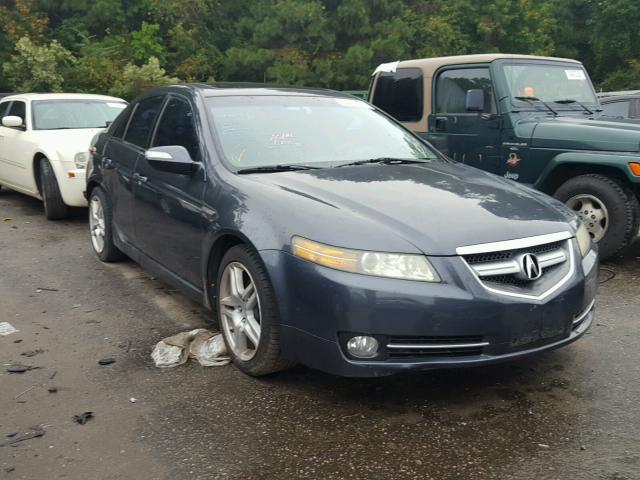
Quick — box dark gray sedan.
[86,84,598,377]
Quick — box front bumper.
[57,168,88,207]
[260,243,598,377]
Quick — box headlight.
[74,152,89,169]
[291,236,440,282]
[576,222,592,257]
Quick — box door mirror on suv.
[145,146,196,175]
[2,115,24,129]
[465,89,485,112]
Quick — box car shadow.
[0,187,87,223]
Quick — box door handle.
[134,173,148,184]
[435,116,448,132]
[103,157,114,169]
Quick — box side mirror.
[145,146,196,175]
[465,89,485,112]
[2,115,24,129]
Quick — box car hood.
[33,128,106,159]
[245,162,576,256]
[523,115,640,152]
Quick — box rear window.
[372,68,424,122]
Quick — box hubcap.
[219,262,261,361]
[89,197,106,253]
[566,194,609,242]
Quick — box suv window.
[152,96,200,159]
[601,100,630,118]
[7,101,26,124]
[124,96,165,148]
[435,68,495,114]
[112,105,134,139]
[372,68,424,122]
[0,102,9,118]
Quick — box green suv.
[369,54,640,259]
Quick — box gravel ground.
[1,189,639,480]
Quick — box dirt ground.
[1,189,639,480]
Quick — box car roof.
[138,83,354,99]
[385,53,581,78]
[600,95,640,102]
[0,93,127,102]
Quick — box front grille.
[386,335,487,359]
[464,241,564,265]
[461,239,571,297]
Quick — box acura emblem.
[521,253,542,281]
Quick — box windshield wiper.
[514,96,557,116]
[236,164,321,174]
[335,157,431,168]
[553,99,595,115]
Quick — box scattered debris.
[14,385,37,400]
[13,339,22,344]
[6,433,18,438]
[537,443,550,449]
[98,357,116,366]
[6,364,37,374]
[129,397,137,403]
[2,217,12,222]
[5,466,15,473]
[151,329,230,368]
[35,287,58,292]
[47,387,58,394]
[48,370,57,380]
[0,427,45,447]
[21,349,43,358]
[0,322,19,336]
[72,412,94,425]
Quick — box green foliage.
[3,37,75,92]
[0,0,638,94]
[108,56,179,100]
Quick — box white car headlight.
[576,222,593,257]
[74,152,90,169]
[292,236,440,282]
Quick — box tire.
[40,158,69,220]
[216,245,294,376]
[554,174,640,259]
[88,186,125,262]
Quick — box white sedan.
[0,93,127,219]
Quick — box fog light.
[346,335,379,359]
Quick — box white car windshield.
[32,100,127,130]
[503,64,598,106]
[206,95,437,169]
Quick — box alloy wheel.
[219,261,262,361]
[89,196,106,253]
[566,194,609,241]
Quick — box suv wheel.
[554,174,639,259]
[40,158,69,220]
[88,187,125,262]
[216,245,294,376]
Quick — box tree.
[3,37,75,92]
[108,56,180,100]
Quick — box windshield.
[502,64,597,107]
[206,95,437,169]
[32,100,127,130]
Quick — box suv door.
[0,100,31,189]
[131,94,206,288]
[428,67,501,171]
[103,95,165,247]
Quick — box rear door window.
[124,96,165,148]
[151,96,200,160]
[372,68,424,122]
[435,68,495,114]
[112,104,135,139]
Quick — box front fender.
[535,151,640,189]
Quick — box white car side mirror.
[2,116,24,128]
